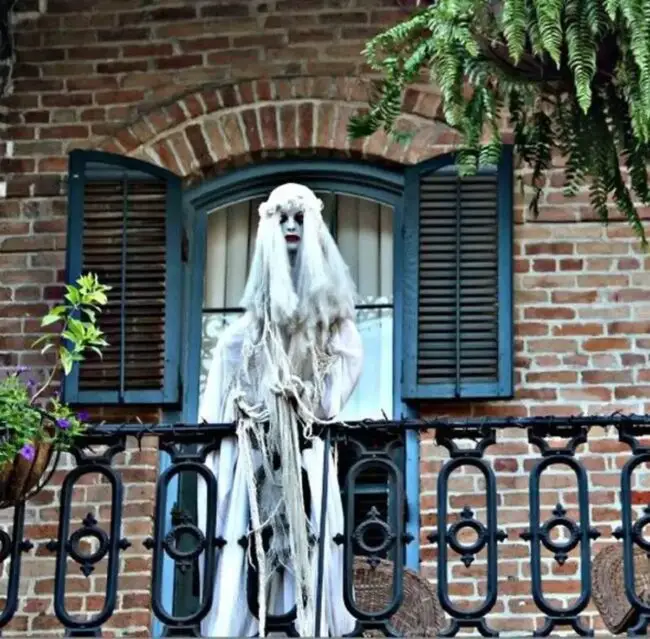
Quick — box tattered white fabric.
[197,183,363,637]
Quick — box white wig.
[240,183,357,338]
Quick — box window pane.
[336,195,393,299]
[201,191,394,420]
[339,306,393,420]
[199,311,242,401]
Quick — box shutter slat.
[416,171,500,386]
[79,181,167,392]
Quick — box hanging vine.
[350,0,650,245]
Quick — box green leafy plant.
[350,0,650,245]
[0,274,110,469]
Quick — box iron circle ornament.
[447,515,487,558]
[353,506,396,556]
[163,522,207,563]
[66,514,110,567]
[539,505,581,560]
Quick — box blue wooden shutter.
[63,150,183,406]
[401,148,513,400]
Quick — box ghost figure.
[198,183,363,637]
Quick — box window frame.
[180,159,420,576]
[182,159,407,422]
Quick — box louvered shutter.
[63,150,183,406]
[401,149,513,400]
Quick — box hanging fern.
[349,0,650,245]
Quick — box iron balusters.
[0,416,647,635]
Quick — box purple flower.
[76,411,89,423]
[14,366,28,376]
[19,444,35,463]
[56,418,70,430]
[26,379,38,394]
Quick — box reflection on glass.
[199,301,393,420]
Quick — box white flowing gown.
[197,314,363,637]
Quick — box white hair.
[240,183,357,341]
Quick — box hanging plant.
[0,273,110,508]
[350,0,650,245]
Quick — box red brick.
[67,77,119,91]
[526,370,578,384]
[0,159,35,173]
[527,339,578,353]
[37,157,68,172]
[515,322,548,336]
[298,102,314,148]
[68,46,120,60]
[219,113,247,158]
[98,27,151,42]
[155,55,203,70]
[561,386,612,401]
[525,242,574,255]
[610,288,650,303]
[97,61,148,74]
[240,109,262,154]
[615,386,650,399]
[39,125,89,139]
[124,43,174,57]
[200,3,250,18]
[7,125,36,139]
[180,37,230,52]
[552,323,603,336]
[524,307,575,320]
[24,110,50,123]
[559,258,584,271]
[42,93,93,107]
[583,337,630,351]
[259,105,279,150]
[96,90,145,105]
[608,321,650,334]
[207,49,260,66]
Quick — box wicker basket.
[592,544,650,634]
[353,557,446,637]
[0,418,55,509]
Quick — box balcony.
[0,414,649,636]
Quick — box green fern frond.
[349,0,650,243]
[502,0,528,62]
[534,0,564,65]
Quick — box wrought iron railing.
[1,414,650,636]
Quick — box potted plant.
[0,273,110,508]
[350,0,650,245]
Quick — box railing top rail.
[69,411,650,439]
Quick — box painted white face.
[279,209,304,253]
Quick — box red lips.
[285,234,300,242]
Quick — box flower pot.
[0,419,55,509]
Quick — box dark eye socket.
[295,213,304,225]
[279,214,288,224]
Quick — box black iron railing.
[1,414,650,636]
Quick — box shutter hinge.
[181,229,189,263]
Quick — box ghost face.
[279,209,304,254]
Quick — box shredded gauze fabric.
[229,183,357,637]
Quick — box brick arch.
[95,76,457,181]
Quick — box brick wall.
[1,0,649,635]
